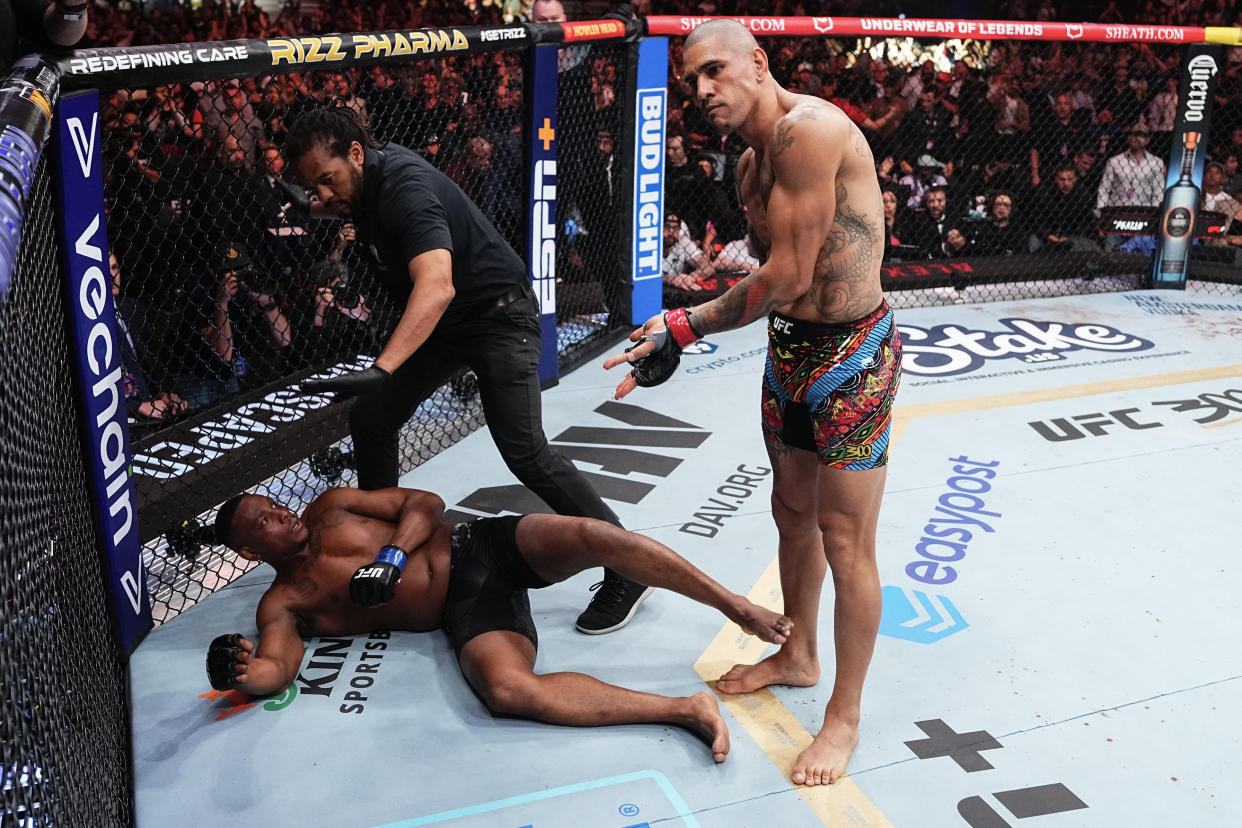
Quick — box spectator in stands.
[530,0,566,23]
[662,212,711,294]
[573,125,628,321]
[170,241,291,410]
[907,186,956,259]
[896,88,953,169]
[974,191,1028,255]
[1220,150,1242,197]
[665,133,711,243]
[1032,167,1098,252]
[900,60,937,110]
[254,145,308,274]
[988,75,1031,164]
[199,78,264,164]
[1030,93,1088,190]
[1098,66,1146,131]
[295,258,380,367]
[1097,122,1166,252]
[1203,162,1240,235]
[110,251,187,425]
[898,155,949,211]
[1072,143,1105,198]
[1145,75,1179,158]
[881,186,916,260]
[413,69,452,151]
[1096,121,1166,215]
[1,0,87,71]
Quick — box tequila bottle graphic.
[1158,131,1201,277]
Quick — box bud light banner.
[52,90,153,654]
[1152,44,1223,288]
[630,37,668,325]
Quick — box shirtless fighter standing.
[604,20,901,786]
[205,486,792,762]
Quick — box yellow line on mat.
[696,361,1242,825]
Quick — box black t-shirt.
[354,143,526,313]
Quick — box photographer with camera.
[294,257,390,368]
[169,242,292,410]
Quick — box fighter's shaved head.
[684,19,759,57]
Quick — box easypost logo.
[899,318,1154,377]
[880,456,1002,644]
[55,92,152,651]
[632,88,666,286]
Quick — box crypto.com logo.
[682,340,718,355]
[879,586,969,644]
[813,17,834,33]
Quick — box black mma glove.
[629,308,700,388]
[206,633,246,691]
[301,365,390,397]
[628,328,682,387]
[350,545,408,607]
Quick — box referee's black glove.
[301,366,390,398]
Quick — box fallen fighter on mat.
[206,486,792,762]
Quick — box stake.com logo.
[880,456,1002,644]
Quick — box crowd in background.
[12,0,1242,424]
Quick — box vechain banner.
[526,44,559,382]
[52,91,152,653]
[631,37,668,325]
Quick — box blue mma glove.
[350,545,407,606]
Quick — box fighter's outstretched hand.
[602,308,701,399]
[602,312,666,399]
[206,632,254,691]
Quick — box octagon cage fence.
[2,11,1241,827]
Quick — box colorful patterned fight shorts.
[761,301,901,469]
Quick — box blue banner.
[527,44,559,383]
[631,38,668,324]
[52,91,152,653]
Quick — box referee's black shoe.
[575,568,654,634]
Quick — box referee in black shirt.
[289,106,650,634]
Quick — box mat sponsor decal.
[441,402,711,523]
[1029,385,1242,439]
[899,318,1154,377]
[683,345,766,374]
[881,456,1002,643]
[678,465,772,538]
[680,340,717,355]
[199,630,393,720]
[1124,293,1242,316]
[903,719,1088,825]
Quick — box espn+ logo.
[879,456,1001,644]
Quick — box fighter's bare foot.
[716,649,820,695]
[791,712,860,786]
[730,598,794,645]
[680,691,730,763]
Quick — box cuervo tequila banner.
[1152,45,1224,287]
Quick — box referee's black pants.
[349,288,621,527]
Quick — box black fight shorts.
[442,516,551,659]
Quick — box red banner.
[560,20,627,42]
[646,15,1210,44]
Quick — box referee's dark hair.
[285,104,382,162]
